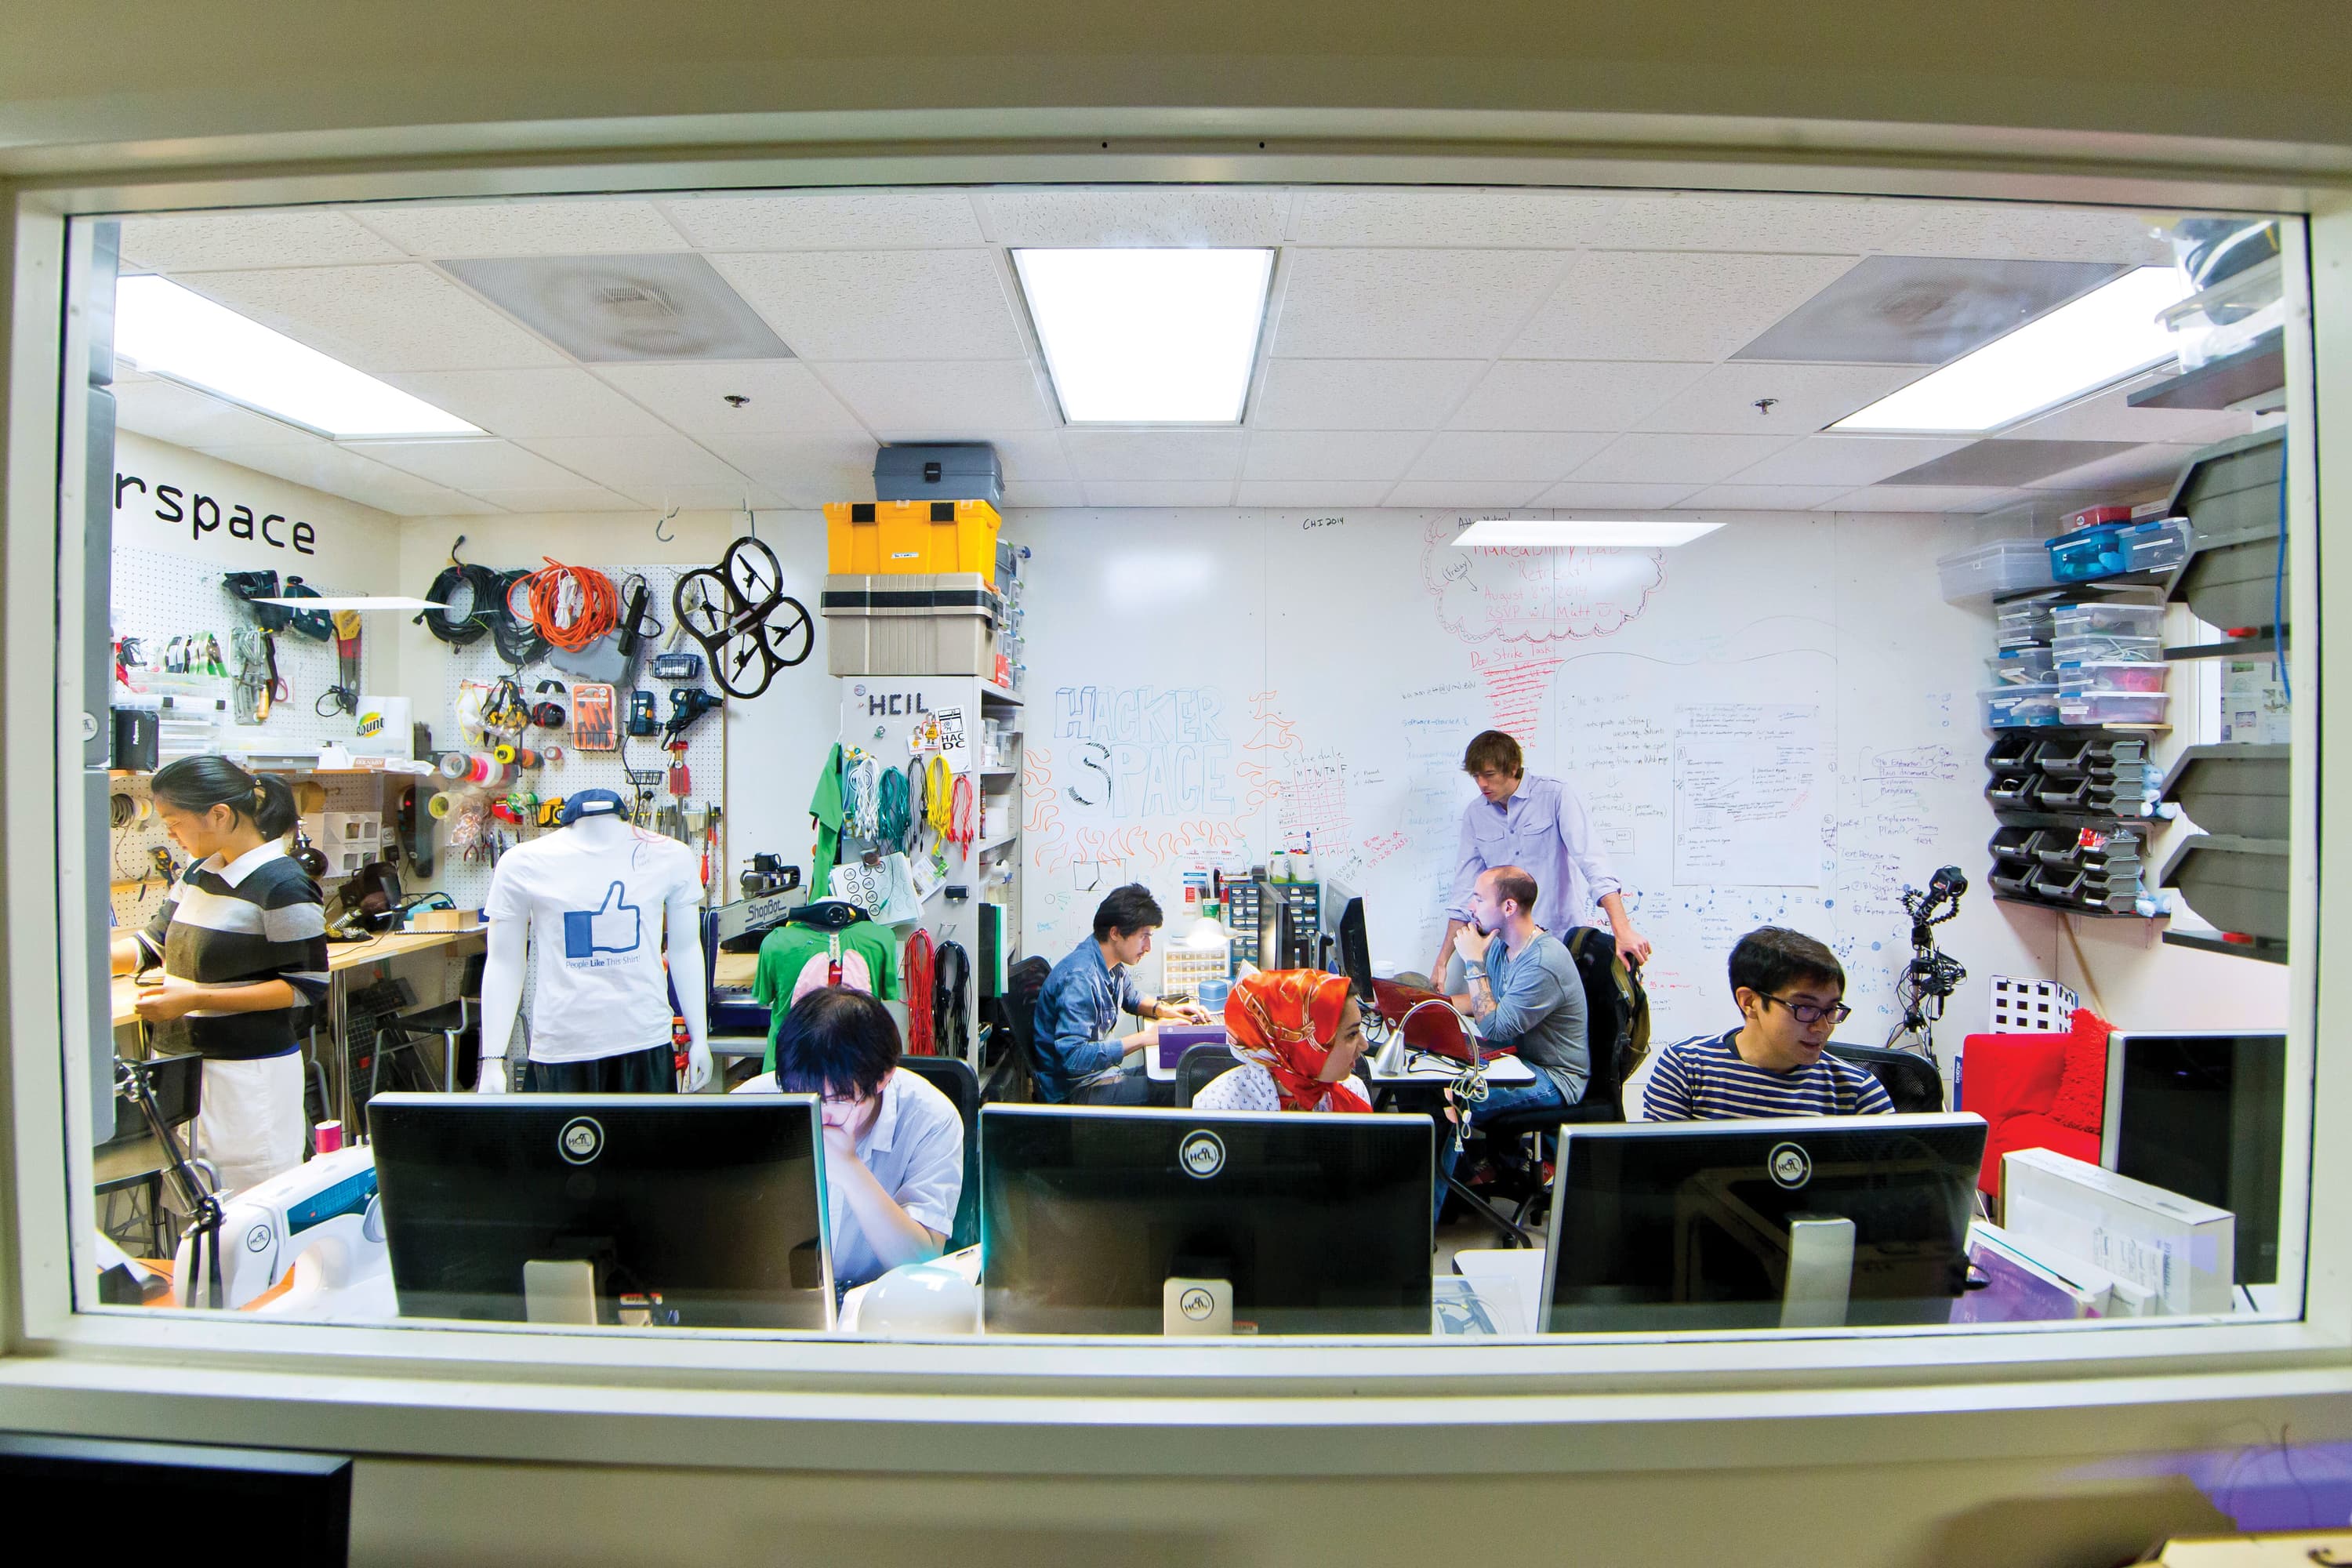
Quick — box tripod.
[115,1056,224,1309]
[1886,867,1968,1065]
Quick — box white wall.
[111,430,402,600]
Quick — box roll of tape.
[427,792,456,820]
[438,751,470,780]
[541,745,564,764]
[492,742,518,765]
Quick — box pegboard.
[111,544,375,757]
[104,770,393,931]
[419,562,728,913]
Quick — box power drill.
[662,687,724,748]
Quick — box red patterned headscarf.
[1223,970,1370,1113]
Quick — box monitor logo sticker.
[1178,1130,1225,1180]
[559,1116,604,1165]
[1178,1287,1216,1320]
[1768,1142,1812,1189]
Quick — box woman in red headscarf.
[1193,969,1372,1113]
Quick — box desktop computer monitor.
[2102,1032,2286,1286]
[369,1093,832,1330]
[979,1105,1434,1335]
[1334,893,1375,1002]
[1541,1113,1987,1333]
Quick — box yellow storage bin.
[824,499,1000,583]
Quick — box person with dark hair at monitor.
[106,755,328,1196]
[1194,969,1371,1112]
[1642,926,1894,1121]
[735,985,960,1287]
[1032,883,1208,1105]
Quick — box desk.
[1142,1038,1535,1088]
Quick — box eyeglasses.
[1761,993,1853,1027]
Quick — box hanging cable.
[416,561,501,646]
[903,927,937,1057]
[491,570,550,666]
[949,771,977,852]
[523,557,622,651]
[905,758,929,854]
[933,940,970,1062]
[841,753,882,842]
[876,764,911,851]
[925,753,953,838]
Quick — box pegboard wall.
[104,771,393,932]
[420,562,727,913]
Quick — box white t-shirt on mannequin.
[482,818,701,1063]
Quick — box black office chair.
[898,1054,981,1251]
[1827,1042,1946,1113]
[1173,1041,1238,1107]
[988,955,1052,1103]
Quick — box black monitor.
[1334,893,1375,1003]
[369,1092,832,1330]
[2102,1032,2287,1287]
[979,1105,1434,1335]
[1541,1113,1987,1333]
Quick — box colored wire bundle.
[416,561,503,646]
[925,754,953,837]
[876,764,911,851]
[902,927,936,1057]
[522,557,622,651]
[948,771,977,851]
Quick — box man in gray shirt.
[1438,865,1590,1225]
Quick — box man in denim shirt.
[1032,884,1209,1105]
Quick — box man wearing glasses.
[1642,927,1894,1120]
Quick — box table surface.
[1146,1037,1534,1087]
[111,926,485,1028]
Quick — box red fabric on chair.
[1984,1111,2100,1200]
[1959,1010,2111,1197]
[2046,1008,2113,1134]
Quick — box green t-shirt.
[752,921,902,1073]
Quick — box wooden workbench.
[111,925,487,1029]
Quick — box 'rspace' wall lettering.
[114,471,318,554]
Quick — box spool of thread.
[427,791,458,819]
[314,1120,343,1154]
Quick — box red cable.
[904,927,937,1056]
[949,773,977,851]
[523,557,621,651]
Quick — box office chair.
[1826,1042,1947,1114]
[990,956,1052,1102]
[1172,1041,1239,1107]
[898,1055,981,1251]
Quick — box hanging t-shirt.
[484,826,702,1064]
[752,920,902,1074]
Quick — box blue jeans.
[1435,1076,1570,1227]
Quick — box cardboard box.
[2002,1146,2234,1316]
[407,909,483,933]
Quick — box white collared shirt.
[733,1066,965,1286]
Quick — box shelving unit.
[2161,930,2287,965]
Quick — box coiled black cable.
[415,561,502,647]
[490,568,550,667]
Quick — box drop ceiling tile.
[1679,484,1853,511]
[634,484,788,513]
[697,435,880,506]
[1884,439,2138,487]
[1004,481,1088,508]
[1252,359,1485,429]
[1283,188,1605,249]
[1636,363,1922,434]
[1385,480,1549,509]
[979,188,1289,246]
[465,486,645,514]
[1827,483,2016,513]
[2002,376,2259,446]
[441,253,789,364]
[1272,249,1570,359]
[1060,431,1245,482]
[1567,432,1798,486]
[817,361,1058,433]
[2023,444,2196,495]
[1725,434,1972,487]
[593,361,866,436]
[713,249,1027,361]
[352,199,690,258]
[119,210,406,272]
[183,264,566,372]
[1406,430,1611,481]
[1233,481,1396,508]
[1512,252,1860,361]
[194,440,481,516]
[1566,192,2170,265]
[515,433,754,503]
[344,438,590,491]
[377,368,670,439]
[1735,256,2125,365]
[659,191,988,250]
[1240,430,1425,482]
[113,379,318,447]
[1080,481,1236,507]
[967,431,1072,481]
[1532,481,1702,510]
[1447,360,1709,432]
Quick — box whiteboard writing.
[1672,704,1825,887]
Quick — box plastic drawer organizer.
[1984,731,2159,916]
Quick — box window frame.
[3,136,2346,1478]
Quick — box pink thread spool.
[314,1120,343,1153]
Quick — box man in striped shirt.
[1642,926,1893,1121]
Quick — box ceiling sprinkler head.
[1753,397,1780,415]
[723,394,750,408]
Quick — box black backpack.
[1565,926,1651,1093]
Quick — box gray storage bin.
[2160,833,2289,942]
[2159,743,2291,839]
[2169,427,2286,630]
[874,442,1004,506]
[821,572,996,677]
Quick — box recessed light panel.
[114,276,478,439]
[441,253,792,362]
[1012,248,1273,423]
[1452,518,1723,548]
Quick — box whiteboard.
[1011,507,2048,1047]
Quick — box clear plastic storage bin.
[2058,690,2172,726]
[2053,632,2164,664]
[2059,662,2170,695]
[1940,539,2059,601]
[2119,517,2192,573]
[2053,601,2165,641]
[1982,684,2062,729]
[1987,648,2056,685]
[2048,526,2131,583]
[1998,602,2058,647]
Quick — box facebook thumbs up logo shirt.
[485,830,700,1062]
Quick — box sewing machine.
[173,1145,387,1312]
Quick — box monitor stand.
[1780,1215,1856,1329]
[523,1258,601,1325]
[1163,1276,1235,1335]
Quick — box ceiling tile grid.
[1240,430,1431,483]
[1406,430,1613,482]
[377,368,673,439]
[514,433,760,506]
[978,188,1291,248]
[1511,250,1863,361]
[589,361,868,437]
[183,264,568,373]
[118,210,407,273]
[353,200,692,259]
[346,438,592,492]
[1251,358,1486,430]
[711,249,1029,361]
[815,361,1060,433]
[1271,249,1570,360]
[1447,359,1711,433]
[658,191,990,251]
[1634,362,1922,435]
[1567,431,1801,487]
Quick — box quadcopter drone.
[670,535,813,700]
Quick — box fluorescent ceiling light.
[1013,248,1272,423]
[1831,267,2194,434]
[114,276,479,439]
[1452,518,1724,549]
[254,596,447,612]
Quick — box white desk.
[1145,1040,1534,1087]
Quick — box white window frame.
[3,138,2347,1479]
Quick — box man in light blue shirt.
[1432,728,1653,981]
